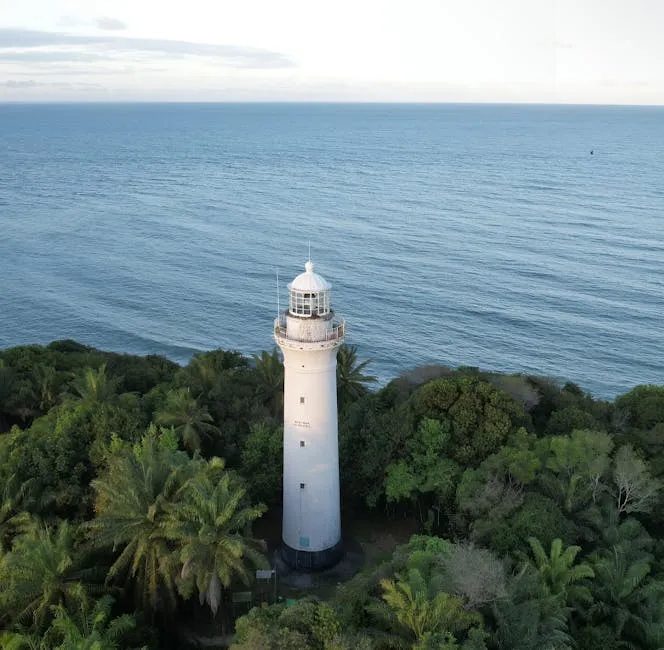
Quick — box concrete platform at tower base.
[273,537,365,591]
[281,539,344,571]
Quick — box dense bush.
[1,340,663,649]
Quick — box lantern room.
[288,261,331,318]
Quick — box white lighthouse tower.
[274,261,345,570]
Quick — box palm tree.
[588,546,664,642]
[87,427,192,612]
[155,388,220,453]
[70,365,119,405]
[336,345,376,411]
[252,350,283,418]
[0,473,34,553]
[0,361,15,428]
[526,537,594,605]
[31,365,58,414]
[493,565,574,650]
[164,457,267,617]
[49,585,139,650]
[0,587,141,650]
[0,630,45,649]
[0,519,92,633]
[379,568,480,643]
[184,350,247,399]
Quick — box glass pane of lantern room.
[303,293,312,316]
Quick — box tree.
[0,588,143,650]
[240,422,283,505]
[615,385,664,432]
[385,418,460,527]
[0,519,95,634]
[336,345,376,412]
[612,444,661,515]
[0,359,15,429]
[163,457,267,617]
[442,542,506,610]
[541,429,614,514]
[87,427,191,611]
[251,349,284,418]
[0,472,34,553]
[526,537,594,605]
[380,569,481,643]
[49,589,140,650]
[231,600,342,650]
[30,364,59,414]
[155,388,220,453]
[493,565,573,650]
[69,365,119,406]
[2,399,144,521]
[416,376,527,467]
[588,547,664,643]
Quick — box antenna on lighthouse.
[308,241,311,263]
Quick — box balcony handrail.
[274,315,345,343]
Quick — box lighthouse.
[274,261,345,570]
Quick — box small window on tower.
[300,396,305,404]
[300,482,306,489]
[300,440,305,447]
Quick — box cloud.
[0,27,294,69]
[96,17,128,31]
[0,50,110,63]
[3,79,101,89]
[8,66,166,76]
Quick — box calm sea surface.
[0,103,662,398]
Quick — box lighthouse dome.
[288,261,331,317]
[289,261,331,292]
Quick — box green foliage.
[615,385,664,432]
[88,426,267,618]
[379,569,482,642]
[154,387,220,453]
[0,519,97,634]
[492,493,575,555]
[4,340,664,649]
[231,599,346,650]
[612,444,661,515]
[339,396,416,507]
[336,344,376,412]
[540,429,614,513]
[105,353,179,396]
[1,400,144,520]
[545,406,600,436]
[587,546,664,645]
[240,422,283,505]
[251,349,284,418]
[87,426,193,611]
[163,457,267,616]
[385,418,460,525]
[416,376,528,466]
[69,365,121,406]
[493,565,573,650]
[0,588,145,650]
[526,537,594,604]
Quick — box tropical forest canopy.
[0,339,663,649]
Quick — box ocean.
[0,103,662,399]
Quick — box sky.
[1,0,663,103]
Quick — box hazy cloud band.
[0,27,294,69]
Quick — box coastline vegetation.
[0,339,663,649]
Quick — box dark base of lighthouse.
[280,539,344,572]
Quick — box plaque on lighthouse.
[274,261,345,570]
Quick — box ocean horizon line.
[2,99,664,108]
